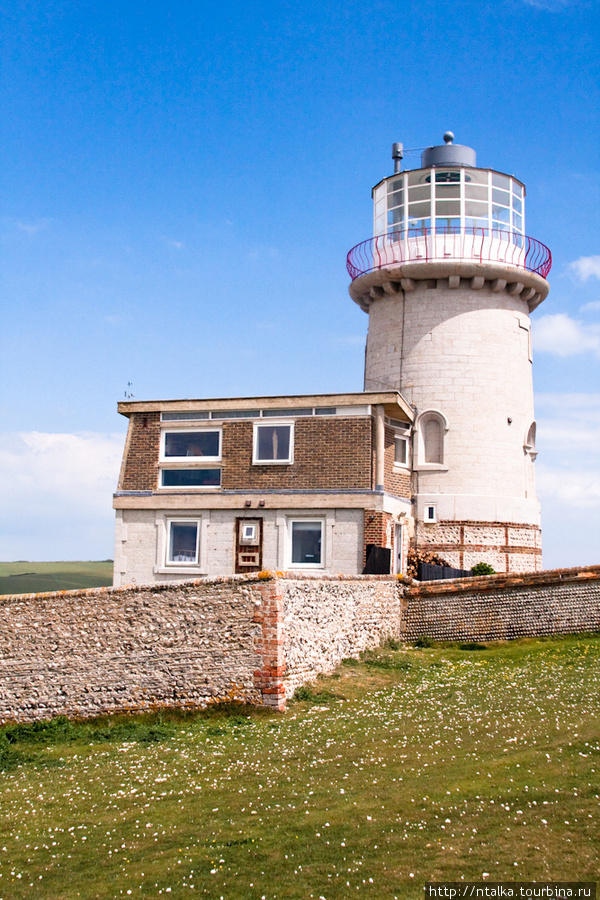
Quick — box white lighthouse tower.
[347,133,552,573]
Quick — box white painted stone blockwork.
[114,508,365,585]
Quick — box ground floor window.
[166,519,200,565]
[289,519,324,567]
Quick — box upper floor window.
[161,429,221,461]
[253,423,293,465]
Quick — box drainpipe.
[375,404,385,492]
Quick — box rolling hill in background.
[0,561,114,596]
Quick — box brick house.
[112,391,414,585]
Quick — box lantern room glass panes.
[373,167,525,240]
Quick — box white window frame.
[160,428,222,463]
[253,421,294,465]
[286,517,325,569]
[165,518,201,567]
[424,504,437,524]
[393,428,410,468]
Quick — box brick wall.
[400,565,600,642]
[119,413,161,491]
[119,415,374,493]
[363,510,394,568]
[383,424,411,497]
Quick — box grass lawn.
[0,635,598,899]
[0,561,114,596]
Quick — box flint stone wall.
[0,578,266,723]
[0,574,400,722]
[1,566,599,722]
[281,576,401,698]
[402,565,600,642]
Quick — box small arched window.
[416,410,448,469]
[524,421,537,459]
[423,417,443,464]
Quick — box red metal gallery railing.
[346,227,552,281]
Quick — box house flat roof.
[117,390,414,422]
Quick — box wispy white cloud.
[519,0,573,9]
[535,393,600,511]
[0,432,124,560]
[15,218,54,236]
[580,301,600,312]
[568,255,600,282]
[161,237,185,250]
[532,313,600,357]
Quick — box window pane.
[435,200,460,216]
[164,431,219,458]
[492,188,510,206]
[465,184,488,201]
[291,521,322,565]
[435,184,460,198]
[492,173,511,190]
[465,200,488,217]
[162,411,210,421]
[262,408,311,417]
[168,522,198,564]
[513,196,522,214]
[256,425,291,461]
[435,170,461,183]
[408,218,431,232]
[314,407,337,415]
[387,190,403,209]
[395,436,408,465]
[161,469,221,487]
[512,182,524,198]
[211,409,254,419]
[464,168,488,186]
[407,170,424,186]
[408,201,431,218]
[388,207,404,226]
[465,217,489,231]
[436,217,461,231]
[513,212,523,230]
[407,185,430,202]
[387,178,403,193]
[491,205,511,223]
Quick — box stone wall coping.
[407,564,600,598]
[0,571,410,603]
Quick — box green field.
[0,561,114,596]
[0,635,598,899]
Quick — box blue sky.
[0,0,598,567]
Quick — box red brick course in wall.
[417,520,542,573]
[252,579,286,710]
[119,413,161,491]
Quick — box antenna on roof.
[124,381,135,400]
